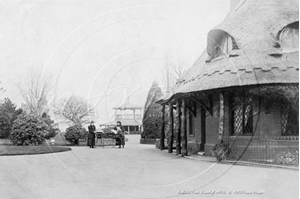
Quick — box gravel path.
[0,135,298,199]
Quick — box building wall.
[203,90,285,157]
[255,101,282,137]
[187,104,202,154]
[204,93,220,155]
[182,89,286,156]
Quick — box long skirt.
[87,138,95,146]
[115,135,125,146]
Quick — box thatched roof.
[158,0,299,104]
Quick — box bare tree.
[18,69,53,117]
[0,81,5,103]
[0,81,5,93]
[161,56,188,93]
[54,95,94,126]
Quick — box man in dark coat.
[87,121,96,148]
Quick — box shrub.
[44,127,60,139]
[99,127,116,138]
[64,125,87,145]
[276,151,299,166]
[9,113,48,145]
[0,114,11,138]
[102,127,113,134]
[0,98,23,138]
[142,81,163,140]
[211,140,236,161]
[41,113,59,139]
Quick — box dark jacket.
[88,125,96,138]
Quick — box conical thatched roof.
[157,0,299,104]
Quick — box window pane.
[281,28,294,48]
[227,35,233,53]
[220,36,227,54]
[233,95,243,135]
[231,90,253,135]
[282,105,299,135]
[280,23,299,48]
[243,104,253,134]
[292,28,299,48]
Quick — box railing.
[220,136,299,166]
[115,114,141,120]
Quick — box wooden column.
[175,100,181,155]
[181,99,187,156]
[160,104,165,150]
[168,101,174,153]
[218,93,224,142]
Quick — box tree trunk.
[181,99,187,156]
[168,101,174,153]
[175,100,181,154]
[160,104,165,150]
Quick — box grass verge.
[0,145,71,156]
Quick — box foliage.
[211,140,236,161]
[276,151,299,166]
[0,114,10,138]
[0,98,23,138]
[54,95,94,126]
[64,125,87,145]
[41,112,59,139]
[9,113,48,145]
[102,127,113,134]
[142,81,163,139]
[249,85,299,110]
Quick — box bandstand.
[100,99,143,134]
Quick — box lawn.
[0,139,71,156]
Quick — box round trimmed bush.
[64,125,87,145]
[10,113,48,145]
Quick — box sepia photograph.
[0,0,298,198]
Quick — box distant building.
[100,99,143,134]
[157,0,299,163]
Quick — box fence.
[221,136,299,166]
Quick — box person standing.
[114,121,125,148]
[87,121,96,148]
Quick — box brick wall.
[183,89,287,156]
[203,90,284,156]
[255,101,282,136]
[187,105,202,154]
[204,93,220,155]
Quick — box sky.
[0,0,230,129]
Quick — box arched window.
[214,34,237,58]
[279,22,299,49]
[206,30,238,62]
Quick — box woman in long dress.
[114,121,125,148]
[87,121,96,148]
